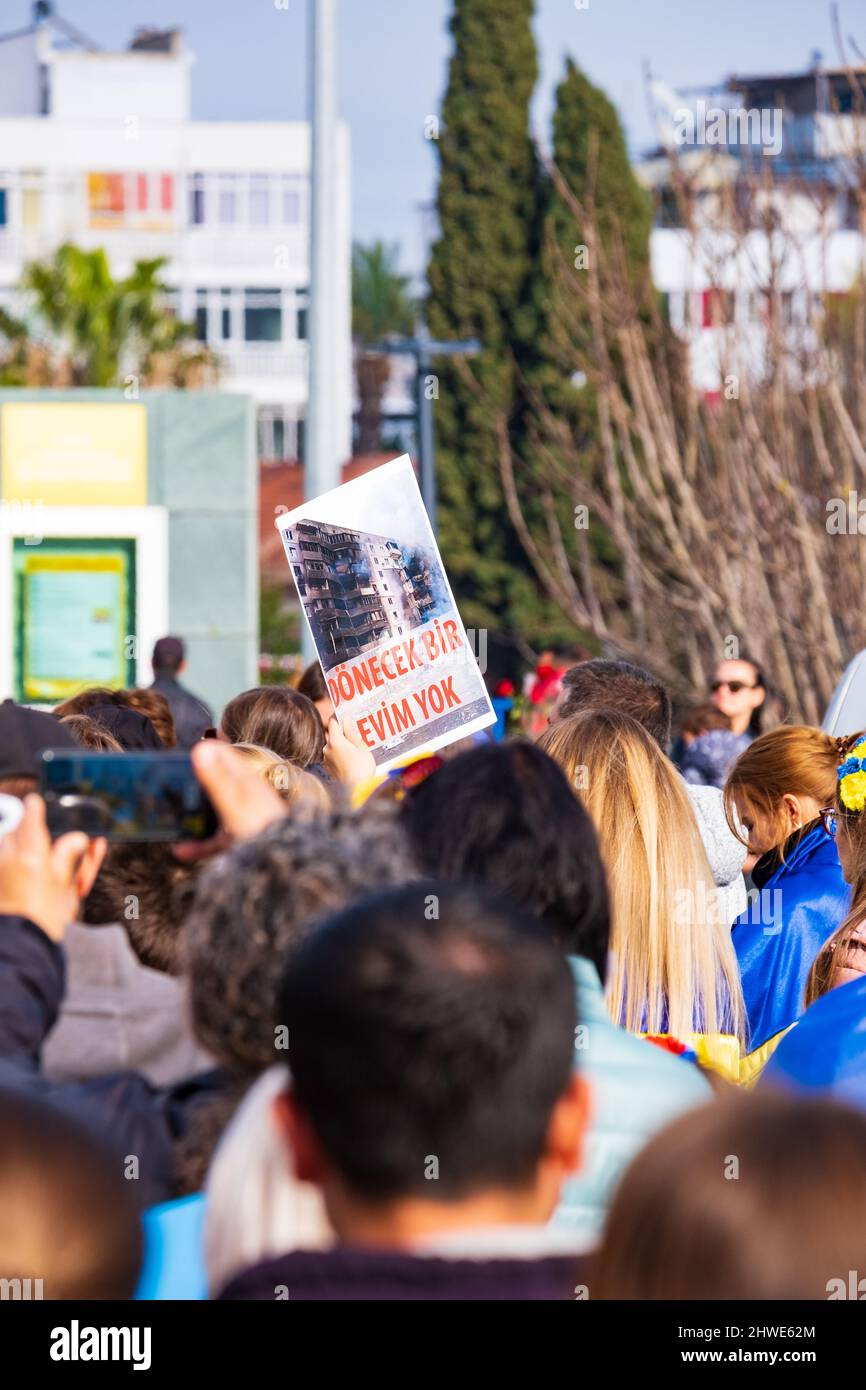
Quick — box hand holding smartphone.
[40,750,219,843]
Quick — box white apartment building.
[0,6,352,462]
[638,62,866,393]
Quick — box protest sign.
[277,455,495,769]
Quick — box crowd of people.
[1,637,866,1301]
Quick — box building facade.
[639,63,866,392]
[0,7,352,463]
[282,517,434,669]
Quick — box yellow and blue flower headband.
[838,739,866,813]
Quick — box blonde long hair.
[538,709,745,1042]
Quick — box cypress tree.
[536,60,652,435]
[522,62,654,598]
[426,0,544,637]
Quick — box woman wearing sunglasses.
[709,657,767,740]
[722,726,850,1080]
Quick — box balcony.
[184,226,308,269]
[0,224,308,272]
[217,341,309,382]
[339,584,376,599]
[346,613,386,635]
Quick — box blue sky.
[13,0,861,273]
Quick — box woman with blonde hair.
[232,742,330,812]
[538,709,745,1061]
[722,726,849,1073]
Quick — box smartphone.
[40,750,219,843]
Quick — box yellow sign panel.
[1,403,147,506]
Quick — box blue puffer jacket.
[733,822,849,1061]
[551,957,712,1241]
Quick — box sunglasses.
[820,807,839,836]
[710,680,758,694]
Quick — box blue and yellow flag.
[733,822,849,1055]
[761,973,866,1112]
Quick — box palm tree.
[0,243,218,388]
[352,240,414,454]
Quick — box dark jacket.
[0,914,223,1207]
[219,1246,587,1301]
[150,675,213,748]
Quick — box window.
[257,405,299,461]
[296,289,309,340]
[218,174,239,225]
[701,289,734,328]
[88,171,174,228]
[250,174,270,226]
[190,172,205,225]
[193,288,208,338]
[272,415,285,459]
[22,173,42,229]
[244,288,282,342]
[88,172,123,224]
[281,176,303,223]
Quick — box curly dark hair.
[82,842,201,974]
[173,810,417,1193]
[184,810,418,1078]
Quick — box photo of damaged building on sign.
[284,519,441,671]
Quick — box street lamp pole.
[373,325,480,534]
[304,0,340,661]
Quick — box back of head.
[60,713,124,752]
[297,661,327,705]
[680,704,732,739]
[219,688,263,742]
[0,1086,141,1299]
[152,634,184,677]
[221,687,324,768]
[558,659,672,752]
[232,742,331,811]
[539,709,744,1040]
[723,724,837,849]
[125,688,177,747]
[54,686,131,719]
[594,1091,866,1299]
[86,703,163,751]
[400,740,610,979]
[83,841,199,974]
[184,811,417,1075]
[0,700,78,796]
[277,881,576,1204]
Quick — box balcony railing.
[218,342,309,381]
[0,225,308,270]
